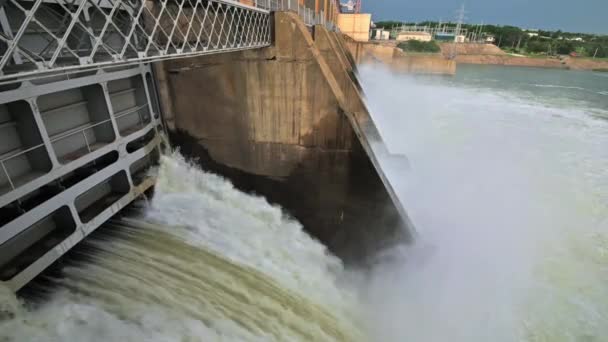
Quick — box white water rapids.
[1,64,607,341]
[357,65,608,342]
[0,154,363,341]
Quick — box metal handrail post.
[1,161,15,190]
[82,130,92,153]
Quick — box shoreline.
[438,43,608,71]
[342,40,607,74]
[454,54,608,71]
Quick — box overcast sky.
[362,0,608,34]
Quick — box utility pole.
[516,35,522,51]
[593,47,599,59]
[455,3,465,39]
[450,3,466,59]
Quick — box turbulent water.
[358,64,608,342]
[1,64,607,341]
[0,154,363,341]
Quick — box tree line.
[374,21,608,58]
[397,40,441,53]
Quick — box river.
[360,64,608,341]
[1,64,607,341]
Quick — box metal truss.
[0,0,272,83]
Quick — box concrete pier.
[159,12,415,262]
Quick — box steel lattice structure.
[0,0,273,83]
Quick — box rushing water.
[1,64,607,341]
[0,154,363,341]
[358,64,608,342]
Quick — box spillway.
[0,2,408,341]
[1,153,364,341]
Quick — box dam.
[2,1,608,340]
[0,0,414,293]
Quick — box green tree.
[552,30,563,39]
[556,41,574,54]
[575,46,586,55]
[397,40,441,53]
[526,40,551,54]
[375,21,407,29]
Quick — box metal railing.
[259,0,338,29]
[114,103,151,134]
[0,102,152,193]
[0,0,272,83]
[49,118,114,161]
[0,0,338,84]
[0,144,47,192]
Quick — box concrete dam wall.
[345,40,457,75]
[157,12,415,262]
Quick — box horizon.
[362,0,608,35]
[371,19,607,36]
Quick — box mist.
[355,64,608,341]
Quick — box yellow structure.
[337,13,371,42]
[396,31,432,42]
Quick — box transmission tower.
[455,3,466,39]
[449,3,467,59]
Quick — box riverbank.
[440,43,608,70]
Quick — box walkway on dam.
[0,0,335,84]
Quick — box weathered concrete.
[159,12,414,263]
[346,39,457,75]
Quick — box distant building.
[525,29,539,37]
[435,33,456,42]
[371,29,390,40]
[434,33,466,43]
[485,35,496,43]
[396,31,432,42]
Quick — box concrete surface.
[160,12,415,263]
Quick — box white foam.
[145,153,360,317]
[357,64,608,342]
[0,153,363,341]
[532,84,588,91]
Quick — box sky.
[362,0,608,34]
